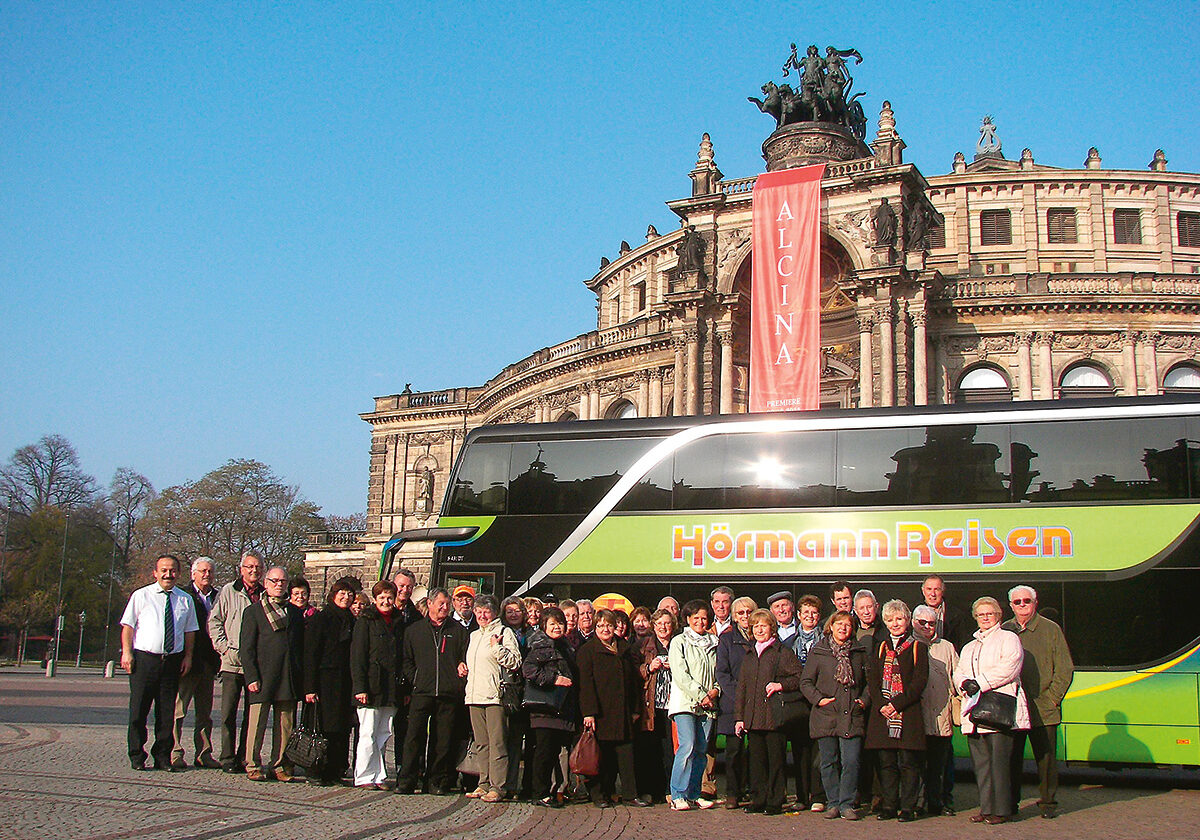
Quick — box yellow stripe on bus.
[1064,643,1200,701]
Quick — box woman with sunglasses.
[912,604,960,817]
[715,596,757,808]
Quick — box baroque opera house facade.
[303,73,1200,589]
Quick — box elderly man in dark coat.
[240,565,305,782]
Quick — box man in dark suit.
[921,574,970,651]
[172,556,222,769]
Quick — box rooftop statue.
[751,43,868,140]
[977,115,1003,159]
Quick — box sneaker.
[811,802,826,812]
[694,798,716,810]
[670,798,692,811]
[840,808,860,821]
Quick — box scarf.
[881,635,914,739]
[830,638,854,686]
[263,595,290,632]
[682,626,718,652]
[796,626,820,664]
[755,636,776,656]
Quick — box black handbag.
[500,670,524,715]
[284,701,328,770]
[769,690,809,729]
[522,682,569,713]
[969,689,1018,730]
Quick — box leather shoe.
[170,759,188,771]
[131,759,148,771]
[876,809,898,820]
[744,804,764,813]
[154,762,179,773]
[631,796,654,807]
[196,756,223,769]
[940,806,957,817]
[898,810,917,822]
[969,813,989,823]
[984,815,1010,825]
[274,768,294,782]
[221,763,244,774]
[247,770,268,782]
[724,799,741,810]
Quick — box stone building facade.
[303,102,1200,593]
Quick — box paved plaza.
[1,665,1198,840]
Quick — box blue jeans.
[669,713,713,801]
[817,736,862,811]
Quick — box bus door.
[441,564,504,598]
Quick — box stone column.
[1016,332,1034,401]
[717,330,734,414]
[1122,331,1139,396]
[912,310,929,406]
[673,339,686,416]
[578,385,589,420]
[858,311,875,408]
[686,329,701,416]
[589,383,601,419]
[1141,332,1160,395]
[637,371,650,417]
[1035,332,1055,399]
[533,398,544,424]
[878,302,895,407]
[649,369,664,417]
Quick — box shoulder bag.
[969,689,1017,730]
[284,700,328,771]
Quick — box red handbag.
[569,728,600,777]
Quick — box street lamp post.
[101,512,123,664]
[76,610,86,667]
[49,511,69,678]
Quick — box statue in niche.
[417,466,435,514]
[906,200,932,252]
[872,197,898,246]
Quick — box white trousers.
[354,705,396,785]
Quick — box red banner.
[750,164,824,413]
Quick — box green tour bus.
[381,396,1200,767]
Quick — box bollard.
[45,658,56,678]
[104,660,115,679]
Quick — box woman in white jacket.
[464,594,522,802]
[953,596,1029,825]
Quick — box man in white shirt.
[709,586,734,636]
[121,554,198,771]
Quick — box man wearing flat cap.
[767,591,799,644]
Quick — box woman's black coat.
[303,605,355,732]
[733,639,804,732]
[864,636,929,751]
[521,629,580,731]
[350,607,406,708]
[799,636,870,739]
[576,635,642,742]
[715,628,753,736]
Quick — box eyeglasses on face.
[975,610,1001,618]
[266,577,287,584]
[914,619,936,626]
[1011,598,1034,605]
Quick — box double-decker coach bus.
[382,396,1200,766]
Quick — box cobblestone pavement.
[2,665,1199,840]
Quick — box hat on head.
[766,590,793,607]
[452,584,476,598]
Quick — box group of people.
[121,555,1075,824]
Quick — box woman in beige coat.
[913,603,960,816]
[464,594,522,801]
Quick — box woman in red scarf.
[864,599,928,822]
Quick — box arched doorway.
[730,234,858,410]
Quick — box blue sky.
[2,1,1198,517]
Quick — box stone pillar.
[637,371,650,417]
[649,369,664,417]
[589,383,601,419]
[912,310,929,406]
[718,330,734,414]
[533,398,544,424]
[878,302,895,407]
[858,311,875,408]
[895,299,910,405]
[578,385,589,420]
[1122,331,1139,396]
[1035,332,1055,399]
[1016,332,1034,401]
[1142,332,1160,395]
[686,329,701,416]
[673,339,686,416]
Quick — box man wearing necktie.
[120,554,198,771]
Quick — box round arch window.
[1164,363,1200,392]
[955,365,1012,404]
[605,399,637,420]
[1060,362,1114,398]
[557,410,578,422]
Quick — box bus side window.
[447,443,511,515]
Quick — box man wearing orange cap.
[452,585,479,634]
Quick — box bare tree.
[1,435,98,513]
[108,468,155,564]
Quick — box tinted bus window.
[508,438,659,514]
[1013,418,1191,502]
[837,426,925,506]
[447,443,511,515]
[722,430,836,509]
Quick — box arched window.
[604,399,638,420]
[1164,363,1200,393]
[955,365,1012,404]
[556,410,578,422]
[1059,362,1114,398]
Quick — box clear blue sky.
[3,1,1198,517]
